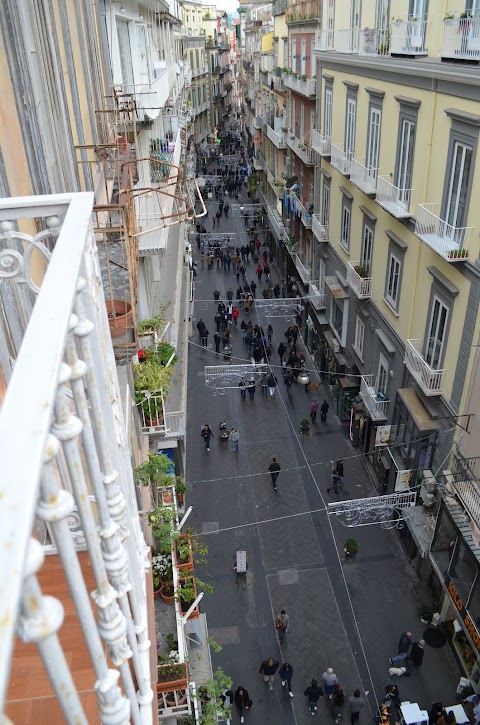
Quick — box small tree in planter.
[418,604,433,624]
[177,576,213,619]
[300,418,311,434]
[344,538,358,561]
[194,667,234,725]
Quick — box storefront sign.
[395,469,412,492]
[446,576,480,656]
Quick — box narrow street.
[186,168,460,724]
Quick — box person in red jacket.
[256,265,263,282]
[232,306,239,326]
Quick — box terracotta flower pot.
[156,662,188,694]
[105,300,133,339]
[160,582,175,604]
[153,582,163,600]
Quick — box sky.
[217,0,240,14]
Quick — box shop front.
[316,329,359,423]
[430,501,480,691]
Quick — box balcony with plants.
[404,339,445,396]
[442,14,480,61]
[286,130,315,165]
[311,129,331,157]
[414,203,472,262]
[346,262,372,299]
[360,375,389,421]
[282,68,316,97]
[390,17,428,56]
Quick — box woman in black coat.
[234,686,251,723]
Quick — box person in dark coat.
[304,679,324,714]
[410,639,425,667]
[320,399,330,422]
[268,458,281,490]
[259,658,279,690]
[279,662,294,696]
[213,332,221,353]
[234,686,251,723]
[389,631,412,664]
[201,424,213,451]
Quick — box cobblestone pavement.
[185,172,460,724]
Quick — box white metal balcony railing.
[283,74,316,98]
[286,133,315,165]
[312,215,329,243]
[390,19,428,56]
[442,18,480,61]
[450,457,480,528]
[330,144,352,175]
[358,27,391,56]
[337,28,359,53]
[256,115,267,131]
[268,72,285,92]
[360,375,389,421]
[0,193,153,722]
[415,204,472,262]
[119,62,178,122]
[266,202,286,240]
[405,339,445,396]
[314,28,334,51]
[375,176,412,219]
[267,123,287,148]
[294,254,312,284]
[347,261,372,299]
[291,195,313,228]
[350,158,378,195]
[311,129,331,156]
[308,280,327,310]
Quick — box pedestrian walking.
[310,399,319,423]
[384,684,400,708]
[259,658,279,690]
[229,428,239,453]
[349,689,365,724]
[239,377,247,401]
[250,280,257,297]
[268,457,281,490]
[201,328,209,347]
[304,679,324,715]
[213,332,221,353]
[275,610,289,643]
[260,373,268,397]
[267,373,277,397]
[389,631,412,665]
[226,287,233,301]
[277,342,286,363]
[201,424,214,451]
[327,469,343,495]
[320,399,330,422]
[285,370,294,397]
[409,639,425,667]
[322,669,338,700]
[332,687,345,723]
[279,663,294,697]
[246,377,256,401]
[234,686,251,723]
[256,265,263,283]
[267,324,273,343]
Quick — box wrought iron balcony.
[330,144,352,175]
[311,129,331,156]
[442,17,480,61]
[360,375,389,421]
[0,193,154,722]
[285,132,315,165]
[308,280,326,310]
[267,123,287,148]
[283,74,316,98]
[347,262,372,299]
[404,339,445,396]
[376,176,412,219]
[312,215,329,242]
[390,19,428,56]
[415,204,472,262]
[350,158,378,195]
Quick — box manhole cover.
[202,522,219,534]
[278,569,298,585]
[209,627,240,645]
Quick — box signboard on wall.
[395,469,413,492]
[375,425,392,446]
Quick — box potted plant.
[174,534,194,572]
[194,668,233,724]
[300,418,311,434]
[157,661,188,694]
[177,576,213,619]
[133,358,174,426]
[152,552,173,599]
[105,299,133,339]
[344,538,358,560]
[213,289,221,300]
[175,480,187,506]
[148,506,177,554]
[418,604,433,624]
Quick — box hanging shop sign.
[446,576,480,657]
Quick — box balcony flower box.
[178,576,200,619]
[156,662,188,694]
[447,249,468,260]
[174,534,194,572]
[354,264,369,278]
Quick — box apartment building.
[241,0,480,685]
[183,0,210,142]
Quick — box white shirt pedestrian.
[229,428,239,452]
